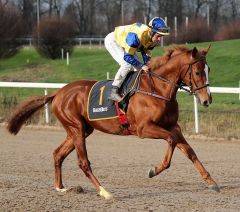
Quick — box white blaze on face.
[204,64,211,95]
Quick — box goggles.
[149,26,170,35]
[157,28,170,34]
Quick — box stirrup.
[108,93,121,101]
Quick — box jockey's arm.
[123,32,146,69]
[141,50,151,64]
[124,53,149,71]
[123,53,143,69]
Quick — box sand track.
[0,127,240,211]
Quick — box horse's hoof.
[99,186,114,200]
[56,187,68,192]
[208,184,220,192]
[148,167,156,178]
[66,186,84,193]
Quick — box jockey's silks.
[114,23,156,55]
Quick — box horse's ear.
[191,47,198,58]
[202,44,211,55]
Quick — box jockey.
[104,17,170,101]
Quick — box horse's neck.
[156,64,181,82]
[150,65,182,99]
[140,52,189,100]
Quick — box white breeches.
[104,32,139,88]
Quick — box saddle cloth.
[87,70,142,121]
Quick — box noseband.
[181,57,209,95]
[135,56,210,100]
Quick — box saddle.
[87,70,142,121]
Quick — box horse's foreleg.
[148,142,176,178]
[175,126,220,192]
[138,123,177,178]
[53,136,74,191]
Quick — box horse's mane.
[148,44,190,70]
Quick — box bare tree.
[0,4,23,57]
[73,0,87,34]
[157,0,184,27]
[98,1,114,32]
[0,0,9,7]
[97,0,122,33]
[194,0,207,18]
[87,0,96,34]
[230,0,238,19]
[64,0,122,35]
[49,0,53,17]
[2,0,240,37]
[131,0,146,23]
[211,0,221,25]
[145,0,153,23]
[20,0,35,35]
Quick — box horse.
[7,45,220,200]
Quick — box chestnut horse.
[7,45,220,200]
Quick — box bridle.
[180,56,209,95]
[135,56,210,101]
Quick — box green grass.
[0,39,240,86]
[0,47,117,82]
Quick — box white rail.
[0,82,65,88]
[1,82,239,132]
[17,37,105,47]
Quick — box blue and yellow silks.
[114,23,156,68]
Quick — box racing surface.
[0,126,239,211]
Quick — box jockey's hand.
[142,65,149,72]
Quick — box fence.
[16,16,194,48]
[17,37,105,47]
[0,81,239,133]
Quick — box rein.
[135,57,209,101]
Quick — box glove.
[141,65,149,73]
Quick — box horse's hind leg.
[174,125,220,192]
[53,136,74,191]
[65,120,113,199]
[53,125,95,192]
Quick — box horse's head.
[181,46,212,107]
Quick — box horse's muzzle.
[203,100,210,107]
[196,92,212,107]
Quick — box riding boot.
[108,86,121,101]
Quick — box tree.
[0,0,9,7]
[1,0,240,39]
[97,0,122,33]
[157,0,184,27]
[33,17,76,59]
[20,0,35,35]
[64,0,87,35]
[230,0,238,20]
[0,4,23,58]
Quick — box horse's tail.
[7,94,56,135]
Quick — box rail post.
[174,16,177,40]
[44,88,49,124]
[66,52,69,65]
[193,95,199,133]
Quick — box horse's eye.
[196,71,200,76]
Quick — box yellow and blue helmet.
[148,17,170,36]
